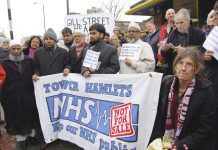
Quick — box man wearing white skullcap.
[119,22,155,74]
[1,39,39,149]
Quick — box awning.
[125,0,165,15]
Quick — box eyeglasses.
[176,61,194,70]
[128,30,139,33]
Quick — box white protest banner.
[65,13,115,37]
[119,43,142,61]
[203,26,218,60]
[82,50,100,69]
[34,73,162,150]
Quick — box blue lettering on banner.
[66,125,78,135]
[80,126,97,144]
[43,80,79,93]
[85,83,132,97]
[99,138,136,150]
[52,122,64,132]
[46,93,139,142]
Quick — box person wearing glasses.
[150,47,216,150]
[69,29,88,73]
[119,22,155,74]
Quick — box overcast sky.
[0,0,145,40]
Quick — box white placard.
[203,26,218,60]
[65,13,115,37]
[83,50,100,69]
[119,43,142,61]
[34,73,162,150]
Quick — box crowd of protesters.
[0,1,218,150]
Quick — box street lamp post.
[42,5,46,32]
[7,0,14,39]
[33,2,46,32]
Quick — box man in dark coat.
[143,22,160,64]
[1,40,39,150]
[82,23,120,77]
[161,8,206,75]
[32,28,70,79]
[32,28,70,150]
[69,29,88,73]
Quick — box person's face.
[73,32,85,46]
[10,45,23,56]
[175,15,189,33]
[127,27,140,42]
[113,28,120,36]
[111,37,119,46]
[104,35,110,44]
[165,9,175,22]
[44,37,55,48]
[31,37,40,49]
[62,33,73,44]
[146,23,155,34]
[2,41,9,49]
[213,12,218,26]
[89,29,103,43]
[175,57,196,83]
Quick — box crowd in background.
[0,1,218,150]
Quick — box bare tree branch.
[101,0,127,21]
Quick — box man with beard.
[69,30,88,73]
[119,22,155,74]
[81,23,120,77]
[32,28,70,79]
[1,40,39,150]
[32,28,70,150]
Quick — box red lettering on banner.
[110,102,134,138]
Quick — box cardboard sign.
[65,13,115,37]
[119,43,142,61]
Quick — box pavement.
[0,124,84,150]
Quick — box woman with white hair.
[160,8,206,75]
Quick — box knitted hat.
[128,22,141,31]
[9,40,21,48]
[43,28,57,41]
